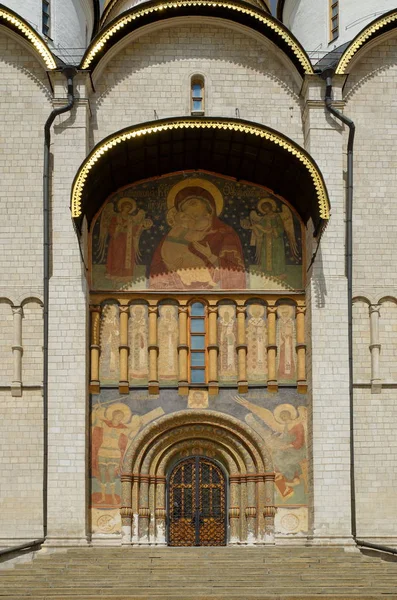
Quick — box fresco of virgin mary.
[149,181,246,290]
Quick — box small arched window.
[191,76,205,115]
[42,0,51,37]
[330,0,339,42]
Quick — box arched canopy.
[336,9,397,75]
[0,5,57,70]
[71,117,330,232]
[80,0,313,76]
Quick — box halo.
[167,178,224,215]
[104,402,132,423]
[218,305,235,318]
[258,197,277,213]
[274,403,298,424]
[248,304,265,318]
[276,304,295,319]
[117,197,136,213]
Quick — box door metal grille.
[168,456,226,546]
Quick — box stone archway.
[120,410,275,546]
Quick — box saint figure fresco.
[158,304,179,381]
[277,304,296,383]
[241,198,299,282]
[97,197,153,282]
[99,303,120,383]
[246,304,267,382]
[218,305,237,381]
[150,182,246,290]
[234,397,307,503]
[129,304,148,383]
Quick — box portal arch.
[120,410,275,546]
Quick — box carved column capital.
[90,304,101,314]
[369,304,381,316]
[11,305,23,317]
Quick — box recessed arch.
[336,8,397,75]
[81,0,313,76]
[119,410,276,545]
[71,117,330,232]
[0,6,57,70]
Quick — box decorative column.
[138,474,150,543]
[120,474,133,545]
[148,305,159,394]
[119,305,130,394]
[178,305,189,396]
[296,305,307,393]
[236,304,248,393]
[267,305,278,392]
[154,475,167,545]
[245,474,257,544]
[369,304,382,393]
[11,306,23,397]
[208,305,219,395]
[263,472,276,544]
[89,305,101,394]
[229,475,241,544]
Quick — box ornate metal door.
[168,456,227,546]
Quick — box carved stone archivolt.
[119,410,275,546]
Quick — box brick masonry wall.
[91,21,304,147]
[0,29,50,545]
[345,35,397,540]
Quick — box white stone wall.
[303,76,352,543]
[345,34,397,541]
[0,27,51,545]
[280,0,395,62]
[91,21,304,147]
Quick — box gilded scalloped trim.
[0,9,57,70]
[336,11,397,75]
[82,0,313,73]
[71,119,330,221]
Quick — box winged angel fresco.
[96,197,153,282]
[234,395,308,499]
[241,198,300,278]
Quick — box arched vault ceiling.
[80,0,313,76]
[336,8,397,74]
[0,5,57,69]
[71,117,330,232]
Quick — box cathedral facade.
[0,0,396,550]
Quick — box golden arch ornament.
[0,7,57,70]
[83,0,313,74]
[336,9,397,75]
[119,410,276,546]
[71,118,331,224]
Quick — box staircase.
[1,546,397,599]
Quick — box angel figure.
[97,197,153,281]
[241,198,299,279]
[91,402,164,505]
[234,396,307,500]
